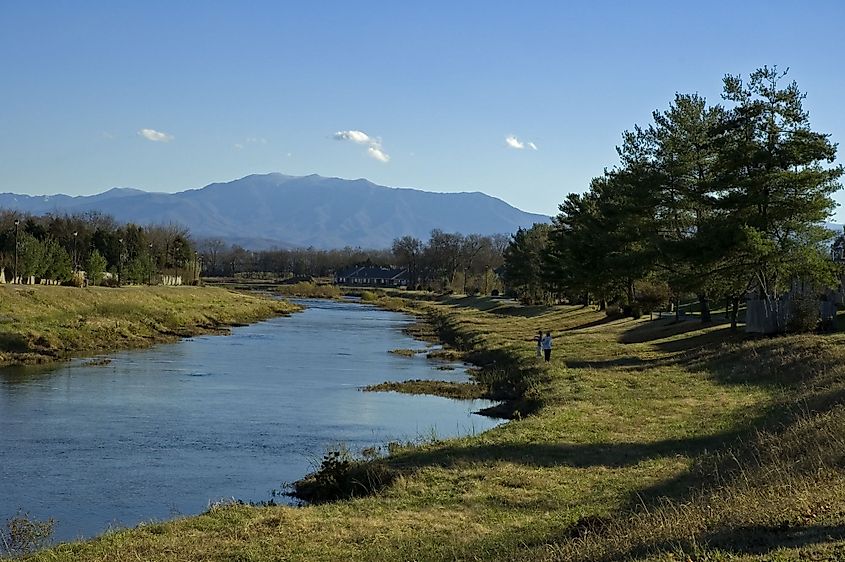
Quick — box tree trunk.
[599,298,607,311]
[697,293,712,323]
[730,296,740,332]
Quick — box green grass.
[17,295,845,561]
[0,285,299,366]
[363,379,486,400]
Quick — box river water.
[0,299,501,541]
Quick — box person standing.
[534,330,543,359]
[541,331,552,362]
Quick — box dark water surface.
[0,299,501,541]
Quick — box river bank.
[18,293,845,561]
[0,285,299,367]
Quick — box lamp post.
[13,219,20,284]
[118,238,124,286]
[72,231,78,273]
[148,242,154,285]
[194,251,199,283]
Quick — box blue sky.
[2,1,844,219]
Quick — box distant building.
[335,266,409,287]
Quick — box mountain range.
[0,173,550,249]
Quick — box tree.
[41,238,72,281]
[392,236,423,288]
[426,230,463,291]
[17,233,44,279]
[648,94,727,321]
[716,66,842,329]
[86,250,107,285]
[502,223,551,304]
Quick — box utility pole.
[149,242,154,285]
[14,219,20,283]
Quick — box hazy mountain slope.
[0,173,550,249]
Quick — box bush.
[1,511,54,556]
[787,292,819,333]
[629,303,643,319]
[275,282,341,299]
[291,448,395,504]
[635,280,670,313]
[605,304,622,318]
[359,291,377,302]
[491,289,500,297]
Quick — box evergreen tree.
[716,67,842,329]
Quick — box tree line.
[0,211,195,284]
[198,230,510,294]
[502,67,843,330]
[0,207,511,291]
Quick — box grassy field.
[0,285,299,366]
[15,294,845,561]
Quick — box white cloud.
[333,130,371,144]
[367,145,390,162]
[234,143,244,150]
[139,128,173,142]
[505,135,538,150]
[505,135,524,149]
[334,129,390,163]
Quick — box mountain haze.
[0,173,550,249]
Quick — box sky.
[2,1,845,220]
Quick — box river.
[0,299,502,541]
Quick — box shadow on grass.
[388,431,742,472]
[653,327,740,354]
[596,523,845,562]
[0,331,30,353]
[704,523,845,555]
[618,317,730,344]
[562,315,620,332]
[440,295,554,318]
[566,356,658,370]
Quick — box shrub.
[635,280,670,313]
[491,289,500,296]
[359,290,377,302]
[629,303,642,319]
[1,511,54,556]
[100,276,121,288]
[605,304,622,318]
[291,448,395,504]
[787,292,819,333]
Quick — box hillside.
[0,174,550,249]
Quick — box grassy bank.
[18,295,845,561]
[0,285,299,367]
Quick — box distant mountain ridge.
[0,173,550,249]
